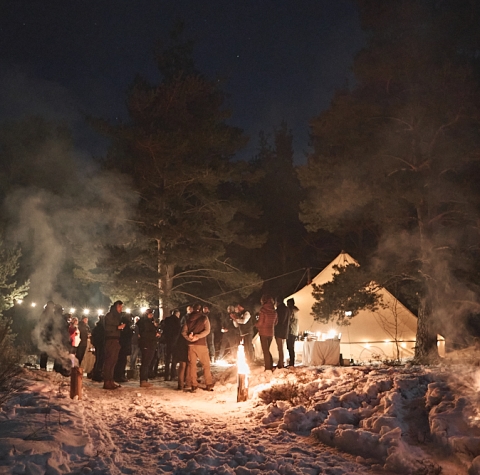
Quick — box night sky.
[0,0,364,162]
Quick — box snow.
[1,361,479,474]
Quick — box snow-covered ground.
[1,361,480,474]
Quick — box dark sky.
[0,0,364,163]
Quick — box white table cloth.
[302,339,340,366]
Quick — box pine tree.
[93,28,263,312]
[299,0,480,362]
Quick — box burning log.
[70,360,83,399]
[237,342,250,402]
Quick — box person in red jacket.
[255,295,278,371]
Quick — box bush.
[0,315,25,406]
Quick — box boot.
[103,381,119,390]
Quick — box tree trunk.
[156,237,175,318]
[414,201,439,364]
[414,295,439,363]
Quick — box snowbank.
[1,363,479,474]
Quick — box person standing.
[203,305,217,363]
[136,308,160,388]
[217,306,240,362]
[274,299,291,369]
[37,301,56,370]
[68,317,80,354]
[255,295,278,371]
[114,312,134,383]
[174,330,189,390]
[103,300,125,390]
[129,316,140,374]
[76,315,91,366]
[180,305,193,327]
[234,303,254,365]
[162,308,182,381]
[286,298,299,367]
[181,303,213,392]
[90,315,105,382]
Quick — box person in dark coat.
[162,308,182,381]
[114,312,134,383]
[203,305,218,363]
[129,316,140,372]
[90,315,105,382]
[217,306,240,362]
[38,300,56,370]
[174,325,189,390]
[286,298,300,367]
[76,316,90,366]
[233,303,254,365]
[103,300,125,390]
[274,299,291,369]
[136,308,160,388]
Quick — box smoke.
[372,229,480,343]
[4,170,137,305]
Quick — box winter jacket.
[69,324,80,347]
[78,320,90,347]
[235,309,254,336]
[288,305,299,336]
[181,311,210,346]
[256,301,278,337]
[274,302,291,340]
[136,315,159,348]
[104,305,122,340]
[119,314,134,353]
[162,314,181,346]
[91,316,105,348]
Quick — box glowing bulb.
[327,329,337,339]
[31,302,36,307]
[401,342,407,348]
[83,309,90,315]
[70,308,76,314]
[365,342,371,349]
[16,299,23,305]
[97,309,103,316]
[126,308,131,314]
[140,306,148,314]
[345,311,352,316]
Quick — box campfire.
[236,341,250,402]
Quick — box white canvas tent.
[283,252,420,363]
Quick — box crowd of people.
[35,295,300,392]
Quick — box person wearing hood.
[255,295,278,371]
[181,303,213,392]
[102,300,125,390]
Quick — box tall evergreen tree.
[93,28,262,312]
[246,123,310,296]
[299,0,480,362]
